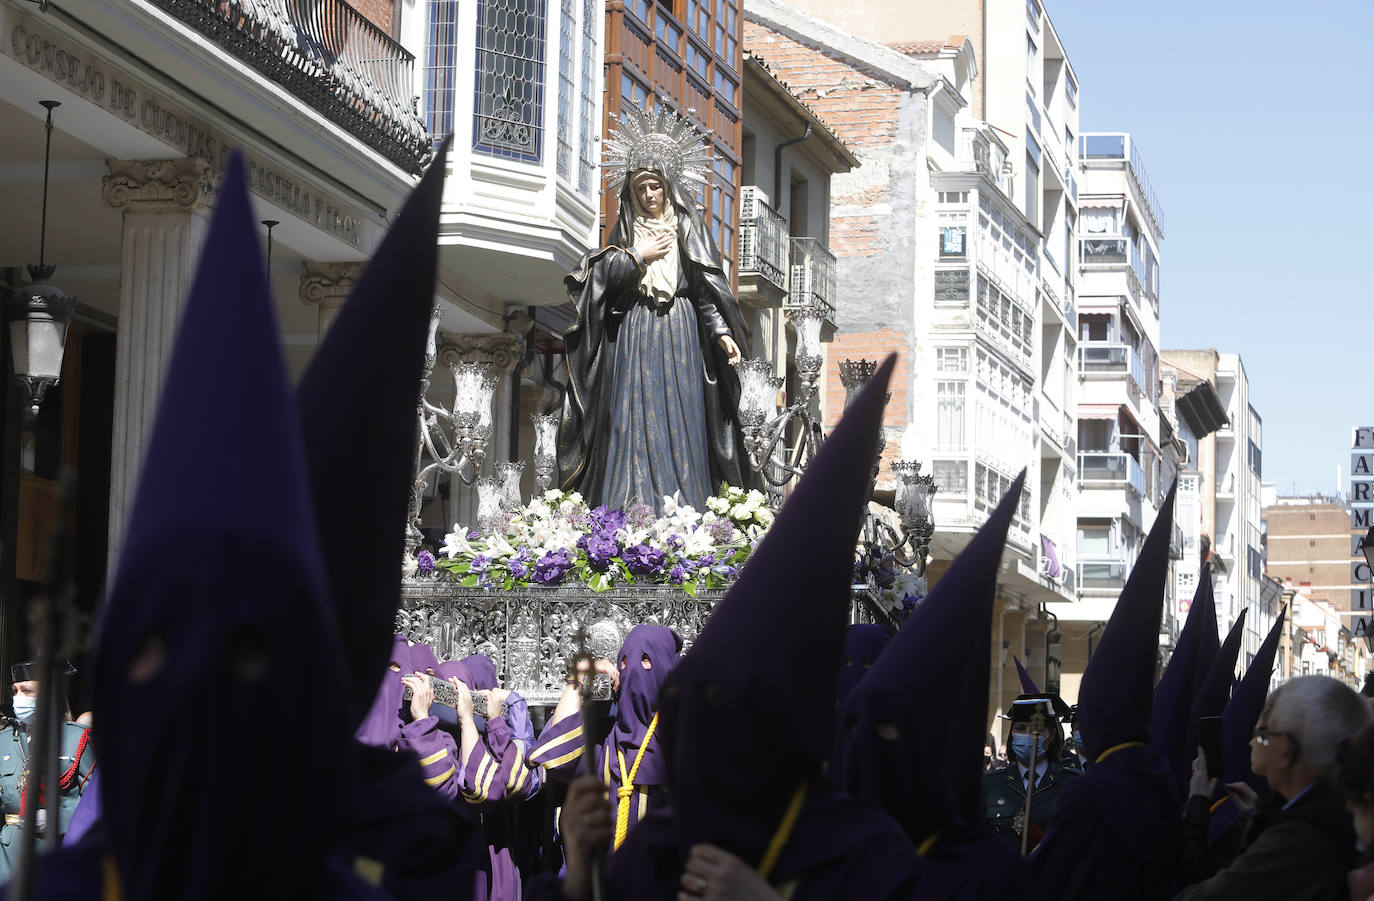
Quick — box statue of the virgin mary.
[557,105,750,512]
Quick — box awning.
[1078,405,1119,420]
[1079,194,1126,209]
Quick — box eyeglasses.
[1252,724,1298,751]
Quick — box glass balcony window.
[1078,343,1148,401]
[474,0,548,163]
[1078,451,1146,497]
[1078,560,1129,591]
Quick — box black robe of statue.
[557,179,750,511]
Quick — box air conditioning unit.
[740,186,769,221]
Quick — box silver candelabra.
[735,305,827,491]
[407,307,500,552]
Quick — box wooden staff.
[570,629,607,901]
[1020,706,1048,858]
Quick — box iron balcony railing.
[1078,451,1146,497]
[153,0,431,172]
[738,187,788,291]
[788,237,836,323]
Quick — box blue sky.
[1049,0,1374,496]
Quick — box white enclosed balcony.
[1078,558,1128,594]
[1079,342,1150,411]
[1078,451,1146,498]
[422,0,603,309]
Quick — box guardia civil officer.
[0,660,96,880]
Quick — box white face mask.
[12,694,35,724]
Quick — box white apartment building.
[1160,349,1270,668]
[1064,133,1167,657]
[743,0,1078,732]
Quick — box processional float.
[398,104,935,705]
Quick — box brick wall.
[745,21,904,259]
[822,330,907,487]
[352,0,394,34]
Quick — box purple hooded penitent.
[837,624,893,707]
[355,634,414,749]
[291,134,479,898]
[296,136,452,722]
[1220,606,1286,785]
[1014,654,1040,694]
[460,654,499,690]
[409,642,441,676]
[1191,608,1247,727]
[1030,483,1180,901]
[597,353,922,900]
[18,156,377,900]
[606,624,682,788]
[1149,564,1219,800]
[835,472,1029,898]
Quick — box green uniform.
[982,759,1080,852]
[0,719,96,880]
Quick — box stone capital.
[437,333,526,375]
[299,262,364,306]
[102,158,215,214]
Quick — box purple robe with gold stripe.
[529,711,666,839]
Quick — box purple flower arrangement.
[419,488,772,595]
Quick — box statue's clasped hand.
[634,232,675,265]
[717,334,742,365]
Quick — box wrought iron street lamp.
[885,459,938,574]
[840,356,938,577]
[8,101,75,421]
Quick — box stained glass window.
[474,0,546,162]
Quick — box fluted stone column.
[299,262,362,337]
[102,158,214,561]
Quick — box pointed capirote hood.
[1193,567,1221,685]
[1192,608,1247,724]
[1150,563,1218,794]
[94,154,358,898]
[837,623,894,706]
[835,471,1024,839]
[296,138,451,720]
[1076,483,1177,762]
[1015,655,1040,694]
[657,353,895,859]
[1220,605,1286,784]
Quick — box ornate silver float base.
[397,582,899,707]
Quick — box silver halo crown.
[602,102,714,198]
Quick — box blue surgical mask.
[12,695,35,725]
[1010,732,1045,765]
[1073,730,1083,751]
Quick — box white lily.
[682,527,716,556]
[441,526,475,560]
